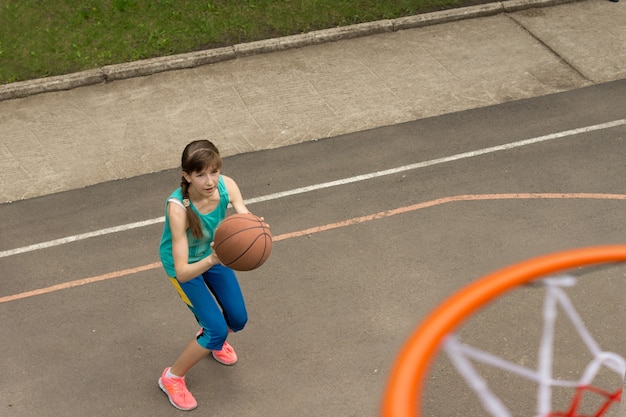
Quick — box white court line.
[1,118,624,259]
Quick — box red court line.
[2,193,624,304]
[273,193,626,241]
[0,263,163,304]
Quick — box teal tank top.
[159,176,230,277]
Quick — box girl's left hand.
[257,216,270,229]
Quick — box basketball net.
[443,276,625,417]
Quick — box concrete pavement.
[0,0,625,204]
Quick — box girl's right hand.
[206,242,221,268]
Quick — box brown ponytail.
[181,177,204,239]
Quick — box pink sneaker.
[212,341,238,365]
[158,368,198,411]
[196,328,238,366]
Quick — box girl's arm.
[222,174,270,232]
[223,175,250,214]
[168,201,219,283]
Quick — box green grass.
[0,0,476,84]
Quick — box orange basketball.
[213,213,272,271]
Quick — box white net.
[443,276,625,417]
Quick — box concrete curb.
[0,0,579,102]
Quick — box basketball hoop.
[382,245,626,417]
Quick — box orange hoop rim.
[381,244,626,417]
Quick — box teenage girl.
[158,139,252,411]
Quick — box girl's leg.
[202,264,248,332]
[159,273,235,411]
[170,338,210,376]
[169,275,230,359]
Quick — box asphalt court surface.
[1,81,626,416]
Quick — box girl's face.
[184,165,220,198]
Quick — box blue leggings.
[169,263,247,350]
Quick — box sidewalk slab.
[510,0,626,83]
